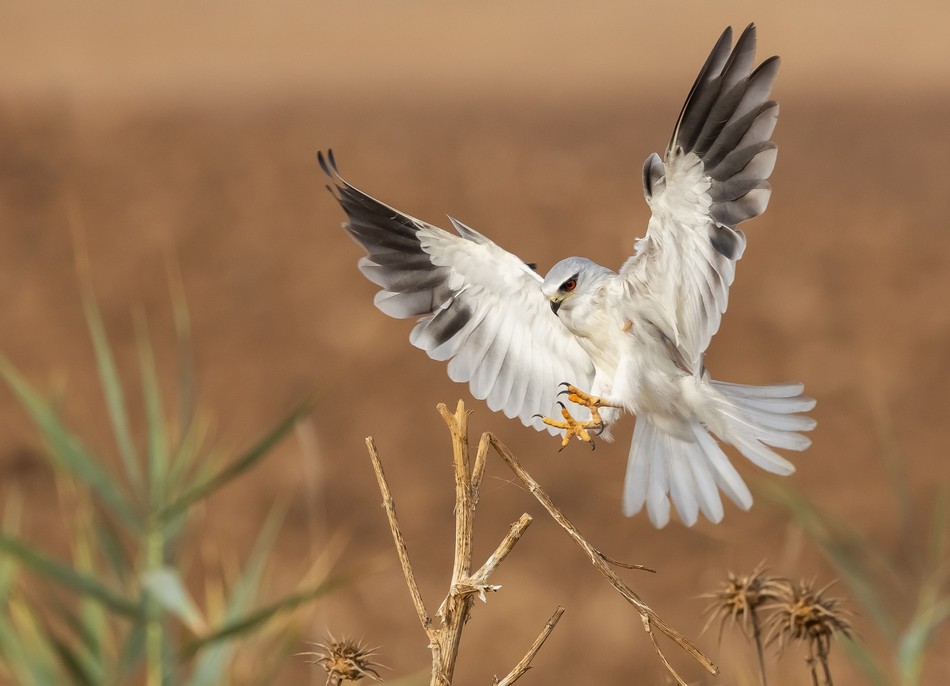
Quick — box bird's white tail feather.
[623,380,815,527]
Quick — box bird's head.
[541,257,607,316]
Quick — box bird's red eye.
[562,278,577,292]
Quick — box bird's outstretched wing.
[621,24,780,367]
[320,151,595,432]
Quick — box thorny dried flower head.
[299,635,383,685]
[764,578,853,654]
[702,563,788,642]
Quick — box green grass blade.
[116,610,147,682]
[0,492,23,593]
[186,504,287,686]
[0,533,140,619]
[52,600,105,685]
[898,597,950,685]
[79,281,142,492]
[46,604,103,685]
[765,482,899,641]
[836,634,890,686]
[166,253,196,455]
[185,575,348,656]
[142,567,207,635]
[0,353,141,531]
[94,517,132,587]
[924,491,950,585]
[47,626,97,686]
[895,493,950,685]
[0,599,65,686]
[159,399,314,522]
[165,417,210,508]
[869,395,914,550]
[134,312,169,511]
[68,511,108,679]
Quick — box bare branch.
[432,401,479,684]
[471,513,533,583]
[471,431,491,497]
[494,607,565,686]
[488,433,718,680]
[439,401,474,587]
[365,436,432,634]
[599,552,656,573]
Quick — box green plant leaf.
[117,610,147,682]
[80,279,143,492]
[0,597,66,686]
[0,353,141,532]
[47,627,97,686]
[836,633,890,686]
[764,482,899,642]
[134,311,169,511]
[186,504,287,686]
[0,533,140,619]
[898,596,950,685]
[142,567,207,635]
[66,489,109,674]
[159,399,314,522]
[94,517,132,587]
[52,597,105,684]
[166,254,196,455]
[185,575,348,655]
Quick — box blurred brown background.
[1,1,949,684]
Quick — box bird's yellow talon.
[540,388,620,449]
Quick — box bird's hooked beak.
[550,298,562,315]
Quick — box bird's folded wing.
[321,152,595,433]
[620,24,780,367]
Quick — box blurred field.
[1,2,949,684]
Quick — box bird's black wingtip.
[317,148,339,178]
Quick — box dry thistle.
[702,564,788,686]
[299,635,383,686]
[763,579,852,686]
[702,563,787,642]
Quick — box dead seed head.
[299,635,383,684]
[764,578,853,653]
[702,562,788,640]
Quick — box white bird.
[320,24,815,528]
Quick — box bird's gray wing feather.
[621,24,779,367]
[321,152,595,432]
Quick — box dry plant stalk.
[366,401,717,686]
[366,401,560,686]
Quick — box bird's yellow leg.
[540,403,595,450]
[558,383,620,413]
[538,384,620,451]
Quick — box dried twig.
[432,401,480,683]
[470,513,533,585]
[366,401,547,686]
[494,607,565,686]
[488,432,719,683]
[366,436,431,633]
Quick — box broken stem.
[494,606,565,686]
